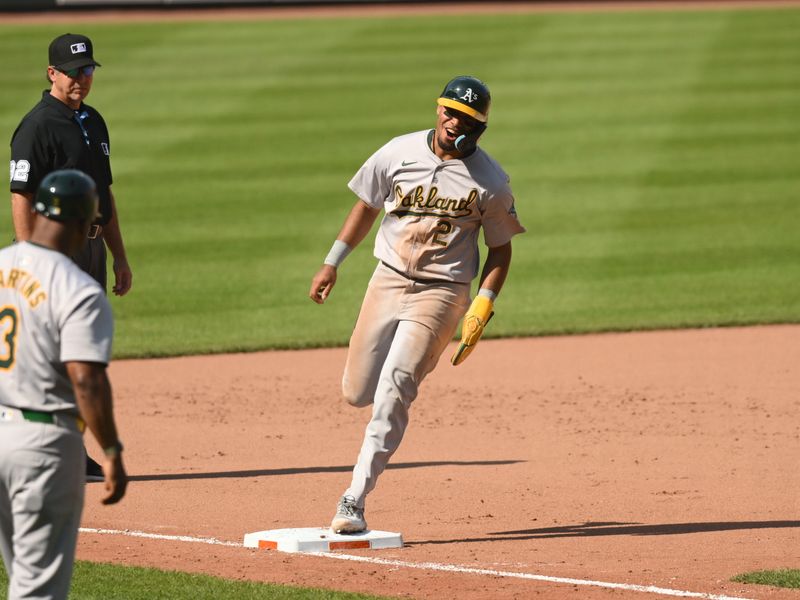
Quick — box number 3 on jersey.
[432,219,453,247]
[0,306,19,370]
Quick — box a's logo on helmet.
[460,88,477,103]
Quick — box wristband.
[103,440,124,459]
[478,288,497,302]
[323,240,352,268]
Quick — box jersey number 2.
[432,220,453,247]
[0,306,19,370]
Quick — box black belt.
[88,224,103,239]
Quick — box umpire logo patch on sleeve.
[101,143,110,156]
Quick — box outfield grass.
[0,560,395,599]
[1,7,799,357]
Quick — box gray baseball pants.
[0,421,85,600]
[341,262,470,507]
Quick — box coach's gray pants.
[0,422,85,600]
[341,263,470,507]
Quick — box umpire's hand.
[112,258,133,296]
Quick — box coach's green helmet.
[437,75,491,123]
[34,169,99,222]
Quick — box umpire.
[9,33,132,481]
[9,33,132,295]
[0,169,127,600]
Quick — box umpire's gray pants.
[0,422,85,600]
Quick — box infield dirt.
[78,325,799,599]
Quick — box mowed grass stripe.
[497,9,800,337]
[0,7,798,357]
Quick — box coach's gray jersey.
[349,129,525,283]
[0,242,113,415]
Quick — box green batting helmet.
[34,169,99,222]
[437,75,491,123]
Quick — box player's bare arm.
[102,188,132,296]
[67,361,128,505]
[478,241,512,294]
[309,199,381,304]
[11,192,36,241]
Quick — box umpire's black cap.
[49,33,101,71]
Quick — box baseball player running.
[0,170,127,600]
[309,76,525,533]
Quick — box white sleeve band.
[324,239,352,268]
[478,288,497,302]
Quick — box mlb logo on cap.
[49,33,101,71]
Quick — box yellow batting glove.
[451,295,494,366]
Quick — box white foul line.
[78,528,753,600]
[307,552,753,600]
[80,527,241,547]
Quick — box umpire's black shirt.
[10,90,113,226]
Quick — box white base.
[243,527,402,553]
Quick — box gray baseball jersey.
[0,241,113,415]
[349,129,525,283]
